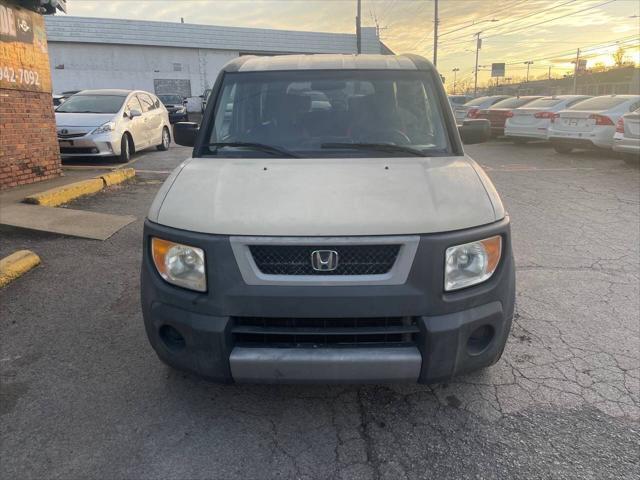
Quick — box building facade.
[1,0,62,189]
[45,16,384,103]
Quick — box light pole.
[452,67,459,94]
[524,61,533,82]
[433,0,439,66]
[356,0,361,54]
[473,32,482,96]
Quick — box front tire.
[117,133,132,163]
[157,127,170,151]
[552,142,573,154]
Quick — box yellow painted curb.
[23,169,135,207]
[24,178,105,207]
[0,250,41,288]
[98,168,136,187]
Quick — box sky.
[61,0,640,89]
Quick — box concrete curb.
[0,250,41,288]
[23,168,136,207]
[98,168,136,187]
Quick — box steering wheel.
[358,128,412,145]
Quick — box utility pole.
[572,48,580,93]
[356,0,362,54]
[433,0,439,66]
[452,67,459,94]
[548,65,552,80]
[473,32,482,96]
[524,61,533,82]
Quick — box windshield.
[491,97,539,109]
[463,96,489,107]
[158,95,183,104]
[522,97,563,108]
[567,96,630,111]
[56,95,126,114]
[205,69,451,157]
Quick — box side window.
[125,96,143,115]
[138,93,155,112]
[153,96,161,109]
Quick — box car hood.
[150,156,504,236]
[55,112,116,127]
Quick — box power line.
[442,0,579,43]
[436,33,639,57]
[502,36,639,65]
[482,0,618,40]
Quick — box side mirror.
[129,109,142,119]
[459,119,491,145]
[174,122,199,147]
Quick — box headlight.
[151,238,206,292]
[176,107,186,113]
[92,121,115,134]
[444,236,502,291]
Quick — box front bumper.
[141,218,516,384]
[168,111,189,123]
[58,132,120,157]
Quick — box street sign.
[491,63,505,78]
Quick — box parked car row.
[452,94,640,164]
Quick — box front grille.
[58,133,86,139]
[232,317,419,347]
[250,244,400,276]
[59,147,97,154]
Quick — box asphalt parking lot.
[1,141,638,479]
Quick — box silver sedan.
[55,89,171,162]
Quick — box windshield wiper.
[321,142,429,157]
[205,142,300,158]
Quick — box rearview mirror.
[174,122,199,147]
[459,119,491,145]
[129,109,142,119]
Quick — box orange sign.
[0,1,52,93]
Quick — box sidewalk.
[0,169,135,240]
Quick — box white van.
[141,54,516,384]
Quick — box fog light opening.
[159,325,186,351]
[467,325,495,356]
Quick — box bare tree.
[612,46,626,67]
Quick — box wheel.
[157,127,170,151]
[513,138,528,145]
[117,133,132,162]
[552,142,572,154]
[623,153,639,166]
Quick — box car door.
[137,92,161,146]
[123,95,146,149]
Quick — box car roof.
[222,54,434,73]
[76,89,135,96]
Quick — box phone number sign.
[0,1,52,93]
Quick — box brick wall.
[0,88,62,189]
